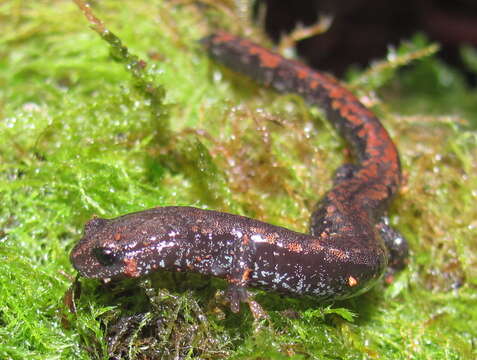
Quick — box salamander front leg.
[225,283,267,319]
[224,231,268,318]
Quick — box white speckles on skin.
[231,228,243,238]
[124,240,139,250]
[280,282,293,291]
[251,234,265,242]
[312,288,325,296]
[394,236,403,246]
[224,255,233,267]
[295,277,306,293]
[259,270,274,278]
[154,241,176,253]
[70,204,388,301]
[272,272,289,284]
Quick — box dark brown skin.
[70,31,408,313]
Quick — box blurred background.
[258,0,477,85]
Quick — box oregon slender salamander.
[70,31,408,313]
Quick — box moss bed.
[1,1,476,359]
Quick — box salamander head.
[70,207,184,280]
[70,216,122,280]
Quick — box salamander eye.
[92,247,119,266]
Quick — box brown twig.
[72,0,106,34]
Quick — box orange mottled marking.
[250,227,265,234]
[338,103,364,127]
[296,67,309,79]
[114,233,121,241]
[287,242,303,253]
[381,140,400,168]
[359,162,379,179]
[329,86,347,99]
[198,31,406,300]
[361,185,389,201]
[265,232,279,244]
[348,276,358,287]
[212,31,235,44]
[241,268,253,282]
[123,258,140,277]
[309,79,319,89]
[331,100,341,110]
[357,127,367,138]
[201,227,213,235]
[329,248,348,260]
[347,101,374,118]
[247,44,282,68]
[309,239,324,251]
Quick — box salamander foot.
[226,284,268,319]
[376,219,409,283]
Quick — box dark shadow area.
[258,0,477,86]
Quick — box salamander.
[70,31,408,313]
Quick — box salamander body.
[70,32,408,312]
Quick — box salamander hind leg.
[225,238,267,318]
[376,218,409,283]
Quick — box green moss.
[1,0,476,359]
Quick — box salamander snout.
[70,216,128,280]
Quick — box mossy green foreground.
[1,1,477,359]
